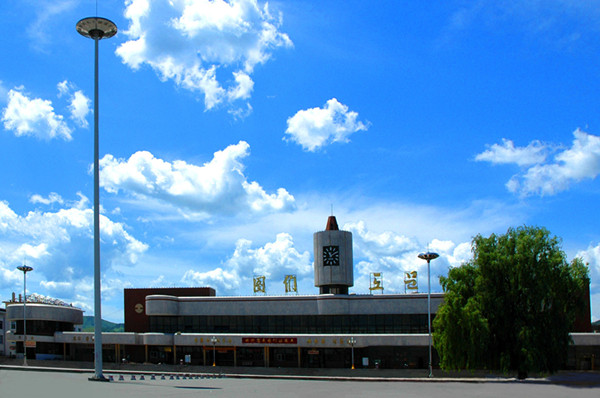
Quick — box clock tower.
[314,215,353,294]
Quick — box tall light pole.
[418,251,439,378]
[76,16,117,382]
[211,336,218,366]
[16,265,33,366]
[347,337,356,370]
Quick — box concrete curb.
[0,364,523,383]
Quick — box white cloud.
[116,0,292,110]
[228,103,253,120]
[57,80,71,97]
[2,88,73,140]
[15,243,49,260]
[182,267,242,293]
[575,242,600,321]
[227,71,254,101]
[229,233,312,279]
[477,129,600,196]
[68,91,91,128]
[99,141,296,216]
[346,221,470,294]
[345,220,418,257]
[475,138,547,166]
[27,1,77,52]
[30,192,64,206]
[284,98,369,151]
[0,196,147,306]
[181,232,311,295]
[57,80,91,128]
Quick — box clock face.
[323,245,340,266]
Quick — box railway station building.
[3,216,599,370]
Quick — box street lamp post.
[16,265,33,366]
[211,336,218,366]
[347,337,356,370]
[418,251,439,378]
[76,16,117,382]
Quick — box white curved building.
[4,297,83,360]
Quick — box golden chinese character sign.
[404,271,418,293]
[369,272,384,292]
[283,275,297,293]
[253,275,266,294]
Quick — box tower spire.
[325,215,339,231]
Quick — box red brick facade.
[124,287,215,332]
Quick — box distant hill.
[82,316,124,332]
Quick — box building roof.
[325,215,339,231]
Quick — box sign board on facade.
[404,271,418,293]
[242,337,298,344]
[283,275,297,293]
[369,272,384,292]
[253,276,266,294]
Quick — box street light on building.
[418,251,439,378]
[347,337,356,370]
[211,336,218,366]
[76,16,117,382]
[16,264,33,366]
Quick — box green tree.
[433,226,589,377]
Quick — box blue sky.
[1,0,600,323]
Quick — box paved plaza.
[1,368,599,398]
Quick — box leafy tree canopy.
[433,226,589,376]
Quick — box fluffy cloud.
[284,98,369,151]
[346,220,419,257]
[229,233,312,279]
[475,138,547,166]
[116,0,292,110]
[181,232,311,295]
[30,192,64,206]
[2,88,73,140]
[0,195,147,305]
[346,221,470,294]
[68,91,91,128]
[476,129,600,196]
[57,80,92,128]
[1,81,90,140]
[99,141,296,216]
[181,267,242,293]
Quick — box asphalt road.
[1,369,599,398]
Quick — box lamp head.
[17,265,33,273]
[76,17,117,40]
[418,252,439,261]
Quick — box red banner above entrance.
[242,337,297,344]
